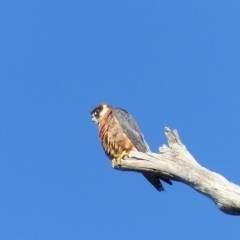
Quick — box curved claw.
[112,151,128,165]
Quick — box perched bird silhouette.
[91,103,172,191]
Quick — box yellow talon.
[113,151,128,165]
[112,158,116,165]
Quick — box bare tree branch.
[112,127,240,216]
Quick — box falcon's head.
[91,103,112,124]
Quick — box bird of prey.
[91,103,172,191]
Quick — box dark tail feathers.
[142,173,172,192]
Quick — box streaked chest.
[98,112,135,157]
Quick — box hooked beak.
[91,116,97,123]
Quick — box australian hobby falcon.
[91,103,172,191]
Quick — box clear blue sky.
[1,1,240,239]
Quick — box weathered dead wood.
[112,127,240,216]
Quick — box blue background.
[1,1,240,239]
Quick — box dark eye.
[91,105,103,118]
[94,108,101,118]
[94,109,100,115]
